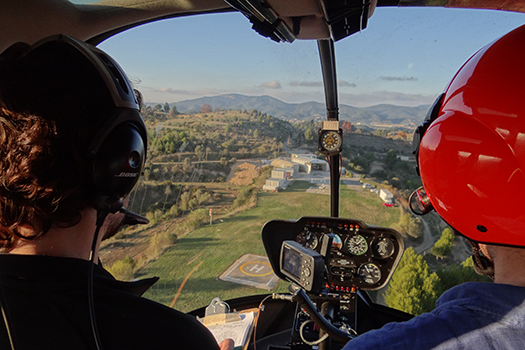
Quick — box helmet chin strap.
[467,239,495,280]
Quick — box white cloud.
[380,76,418,81]
[260,80,282,89]
[289,80,356,88]
[338,80,357,88]
[289,80,323,87]
[157,87,194,94]
[338,90,437,107]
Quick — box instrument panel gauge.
[296,230,318,250]
[358,263,381,285]
[332,234,343,251]
[373,237,395,258]
[345,235,368,255]
[318,129,343,156]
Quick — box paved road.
[415,217,434,254]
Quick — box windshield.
[98,8,525,313]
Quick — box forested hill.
[165,94,429,127]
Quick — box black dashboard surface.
[262,217,404,292]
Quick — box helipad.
[219,254,279,290]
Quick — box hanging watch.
[318,128,343,156]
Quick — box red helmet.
[413,24,525,247]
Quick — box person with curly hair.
[0,36,232,350]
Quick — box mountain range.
[166,94,430,128]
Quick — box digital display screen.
[283,246,302,280]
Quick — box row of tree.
[385,246,490,316]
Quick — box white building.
[290,154,328,173]
[263,167,294,191]
[263,178,285,191]
[271,158,300,174]
[379,189,394,203]
[271,167,294,180]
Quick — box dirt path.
[228,162,261,185]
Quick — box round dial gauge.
[358,263,381,285]
[345,235,368,255]
[373,237,395,258]
[297,230,318,250]
[320,130,343,152]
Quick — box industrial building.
[263,154,329,191]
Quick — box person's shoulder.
[91,273,221,349]
[437,282,525,309]
[98,296,220,349]
[341,311,450,350]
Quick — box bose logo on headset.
[116,172,140,178]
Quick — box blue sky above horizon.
[90,5,525,107]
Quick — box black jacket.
[0,254,220,350]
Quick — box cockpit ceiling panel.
[0,0,230,52]
[2,0,525,52]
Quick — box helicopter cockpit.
[1,1,525,350]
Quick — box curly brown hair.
[0,108,61,241]
[0,39,122,247]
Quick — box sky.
[88,5,525,107]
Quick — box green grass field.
[140,180,400,312]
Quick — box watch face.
[320,130,342,152]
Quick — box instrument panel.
[262,217,404,292]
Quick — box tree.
[437,256,492,292]
[432,227,455,258]
[341,121,352,134]
[201,104,212,113]
[183,156,192,168]
[155,104,163,111]
[225,123,232,133]
[194,145,204,160]
[384,247,441,315]
[163,102,170,113]
[406,214,423,238]
[166,141,176,154]
[179,191,191,211]
[170,104,179,116]
[107,256,136,281]
[253,129,259,138]
[384,149,398,170]
[373,129,388,137]
[392,211,422,239]
[304,128,314,141]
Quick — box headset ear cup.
[409,186,434,215]
[92,122,145,200]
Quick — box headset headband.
[412,93,444,176]
[26,34,139,110]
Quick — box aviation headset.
[23,35,148,218]
[408,93,444,216]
